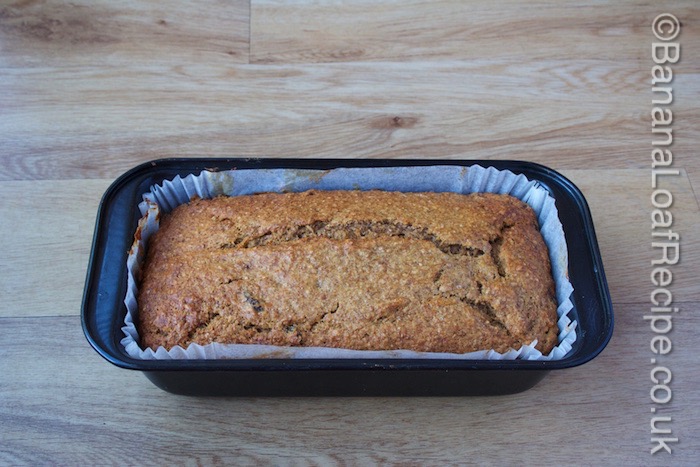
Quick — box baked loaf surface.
[138,190,558,354]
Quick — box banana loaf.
[137,190,558,354]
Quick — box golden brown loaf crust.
[137,190,559,354]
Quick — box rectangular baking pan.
[82,158,613,396]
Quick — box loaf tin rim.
[82,158,613,378]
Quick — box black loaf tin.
[82,158,613,396]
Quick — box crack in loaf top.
[151,190,529,253]
[138,190,559,354]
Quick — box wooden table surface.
[2,0,699,464]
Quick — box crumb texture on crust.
[137,190,558,354]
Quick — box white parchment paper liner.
[122,165,576,360]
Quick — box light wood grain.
[3,60,700,180]
[1,0,699,463]
[251,0,700,65]
[0,180,111,317]
[0,0,250,67]
[2,305,699,465]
